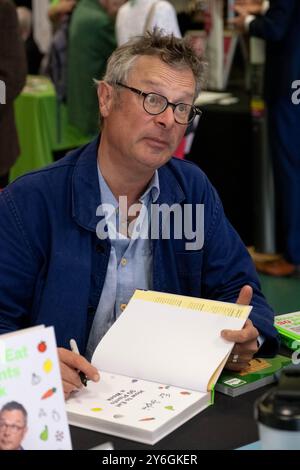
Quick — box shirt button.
[120,303,127,312]
[121,258,127,267]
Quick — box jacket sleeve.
[202,186,280,357]
[0,0,27,119]
[0,188,41,333]
[249,0,296,42]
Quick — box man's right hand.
[58,348,100,399]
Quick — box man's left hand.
[221,285,259,371]
[228,6,248,32]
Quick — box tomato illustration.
[38,341,47,353]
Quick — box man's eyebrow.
[141,80,195,102]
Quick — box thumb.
[236,285,253,305]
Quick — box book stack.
[216,355,291,397]
[274,312,300,350]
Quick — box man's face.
[0,410,27,450]
[99,55,196,176]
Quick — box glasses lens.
[174,104,195,124]
[0,422,23,433]
[144,93,167,115]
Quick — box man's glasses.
[116,82,202,125]
[0,421,25,434]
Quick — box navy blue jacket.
[0,138,279,355]
[249,0,300,101]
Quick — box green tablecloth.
[10,76,91,182]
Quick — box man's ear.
[97,81,114,117]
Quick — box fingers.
[230,340,259,357]
[221,319,259,343]
[58,347,100,397]
[58,347,100,382]
[225,361,250,372]
[236,285,253,305]
[60,360,83,390]
[63,380,79,400]
[222,318,259,372]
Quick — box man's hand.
[229,6,248,32]
[235,0,264,15]
[221,285,259,371]
[229,1,264,31]
[58,348,100,399]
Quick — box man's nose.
[153,105,175,128]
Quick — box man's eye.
[176,103,189,113]
[147,94,161,105]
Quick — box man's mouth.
[144,137,169,149]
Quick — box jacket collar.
[72,136,186,231]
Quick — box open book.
[0,326,72,449]
[66,290,252,445]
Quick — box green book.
[275,312,300,350]
[215,355,291,397]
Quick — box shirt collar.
[97,165,160,207]
[72,136,185,232]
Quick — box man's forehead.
[128,55,196,96]
[2,409,25,422]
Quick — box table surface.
[70,386,271,450]
[11,76,90,182]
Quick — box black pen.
[69,338,88,387]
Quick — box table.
[70,386,270,450]
[10,76,90,182]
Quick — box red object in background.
[174,137,186,159]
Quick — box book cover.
[275,312,300,350]
[66,289,251,444]
[215,355,292,397]
[0,326,72,450]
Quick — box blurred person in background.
[17,6,43,74]
[116,0,181,46]
[232,0,300,278]
[0,0,27,188]
[67,0,126,137]
[48,0,77,28]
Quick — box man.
[0,31,279,398]
[0,402,28,450]
[67,0,126,136]
[17,6,43,75]
[232,0,300,277]
[116,0,182,46]
[48,0,77,26]
[0,0,27,188]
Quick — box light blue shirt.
[85,167,160,360]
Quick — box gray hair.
[96,29,206,126]
[0,401,28,425]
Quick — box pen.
[69,338,88,387]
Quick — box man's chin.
[0,443,14,450]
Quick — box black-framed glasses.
[116,82,202,125]
[0,421,25,434]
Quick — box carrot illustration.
[41,387,57,399]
